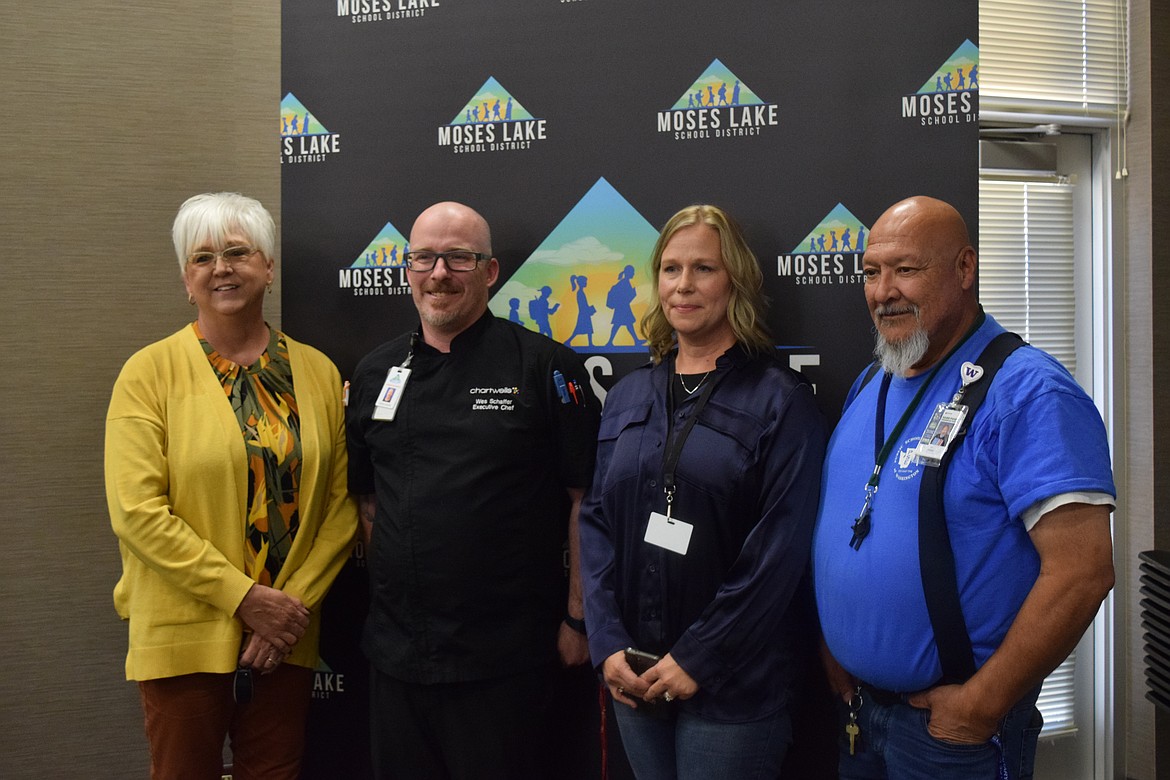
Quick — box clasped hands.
[603,650,698,708]
[235,583,310,674]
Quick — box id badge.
[914,402,968,466]
[644,511,693,555]
[372,366,411,421]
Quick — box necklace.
[677,370,712,395]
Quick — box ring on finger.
[663,691,674,702]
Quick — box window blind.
[980,0,1128,119]
[979,176,1079,737]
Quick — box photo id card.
[372,366,411,421]
[914,402,968,466]
[644,511,693,556]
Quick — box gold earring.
[267,283,273,295]
[188,293,195,305]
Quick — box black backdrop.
[280,1,978,776]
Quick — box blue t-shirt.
[813,315,1115,692]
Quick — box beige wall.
[0,2,1164,779]
[1122,2,1170,778]
[0,3,278,777]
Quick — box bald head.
[862,196,979,376]
[410,201,492,256]
[870,196,971,260]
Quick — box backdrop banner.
[281,1,978,776]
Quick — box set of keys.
[846,687,864,755]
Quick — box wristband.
[564,614,587,635]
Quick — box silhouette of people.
[605,265,643,347]
[717,82,728,106]
[732,80,741,105]
[389,244,399,266]
[505,97,513,120]
[693,89,703,107]
[829,230,838,251]
[290,115,300,134]
[957,68,967,90]
[530,286,560,338]
[302,114,309,133]
[471,105,480,123]
[508,297,525,326]
[936,76,944,93]
[943,72,954,91]
[565,275,596,347]
[688,94,695,109]
[492,100,502,120]
[282,117,289,135]
[706,85,715,106]
[841,228,853,252]
[969,64,979,88]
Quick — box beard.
[872,304,930,376]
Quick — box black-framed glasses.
[404,250,490,272]
[186,245,259,269]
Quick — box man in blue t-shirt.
[813,196,1115,779]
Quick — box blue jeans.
[838,684,1043,780]
[613,702,791,780]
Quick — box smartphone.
[623,648,670,718]
[624,647,661,675]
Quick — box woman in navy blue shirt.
[579,205,826,779]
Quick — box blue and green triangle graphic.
[450,77,535,125]
[281,93,331,136]
[349,222,409,268]
[794,203,868,254]
[918,40,979,94]
[489,177,658,351]
[670,58,764,110]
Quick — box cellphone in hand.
[624,647,661,675]
[623,648,672,718]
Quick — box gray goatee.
[873,305,929,376]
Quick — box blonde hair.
[171,192,276,272]
[640,204,771,364]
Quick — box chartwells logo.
[280,93,340,164]
[776,203,869,287]
[656,59,779,141]
[336,0,438,24]
[901,39,978,126]
[337,220,414,297]
[437,77,547,154]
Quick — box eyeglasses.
[186,246,260,269]
[404,250,490,272]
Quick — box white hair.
[171,192,275,272]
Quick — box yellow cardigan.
[105,324,358,681]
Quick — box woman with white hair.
[105,192,357,779]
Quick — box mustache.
[874,303,920,319]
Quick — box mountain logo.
[488,177,658,352]
[656,58,779,140]
[281,93,340,164]
[437,77,547,154]
[776,203,870,286]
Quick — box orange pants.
[138,664,313,780]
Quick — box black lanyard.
[849,311,985,550]
[662,356,724,515]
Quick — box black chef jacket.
[347,312,600,683]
